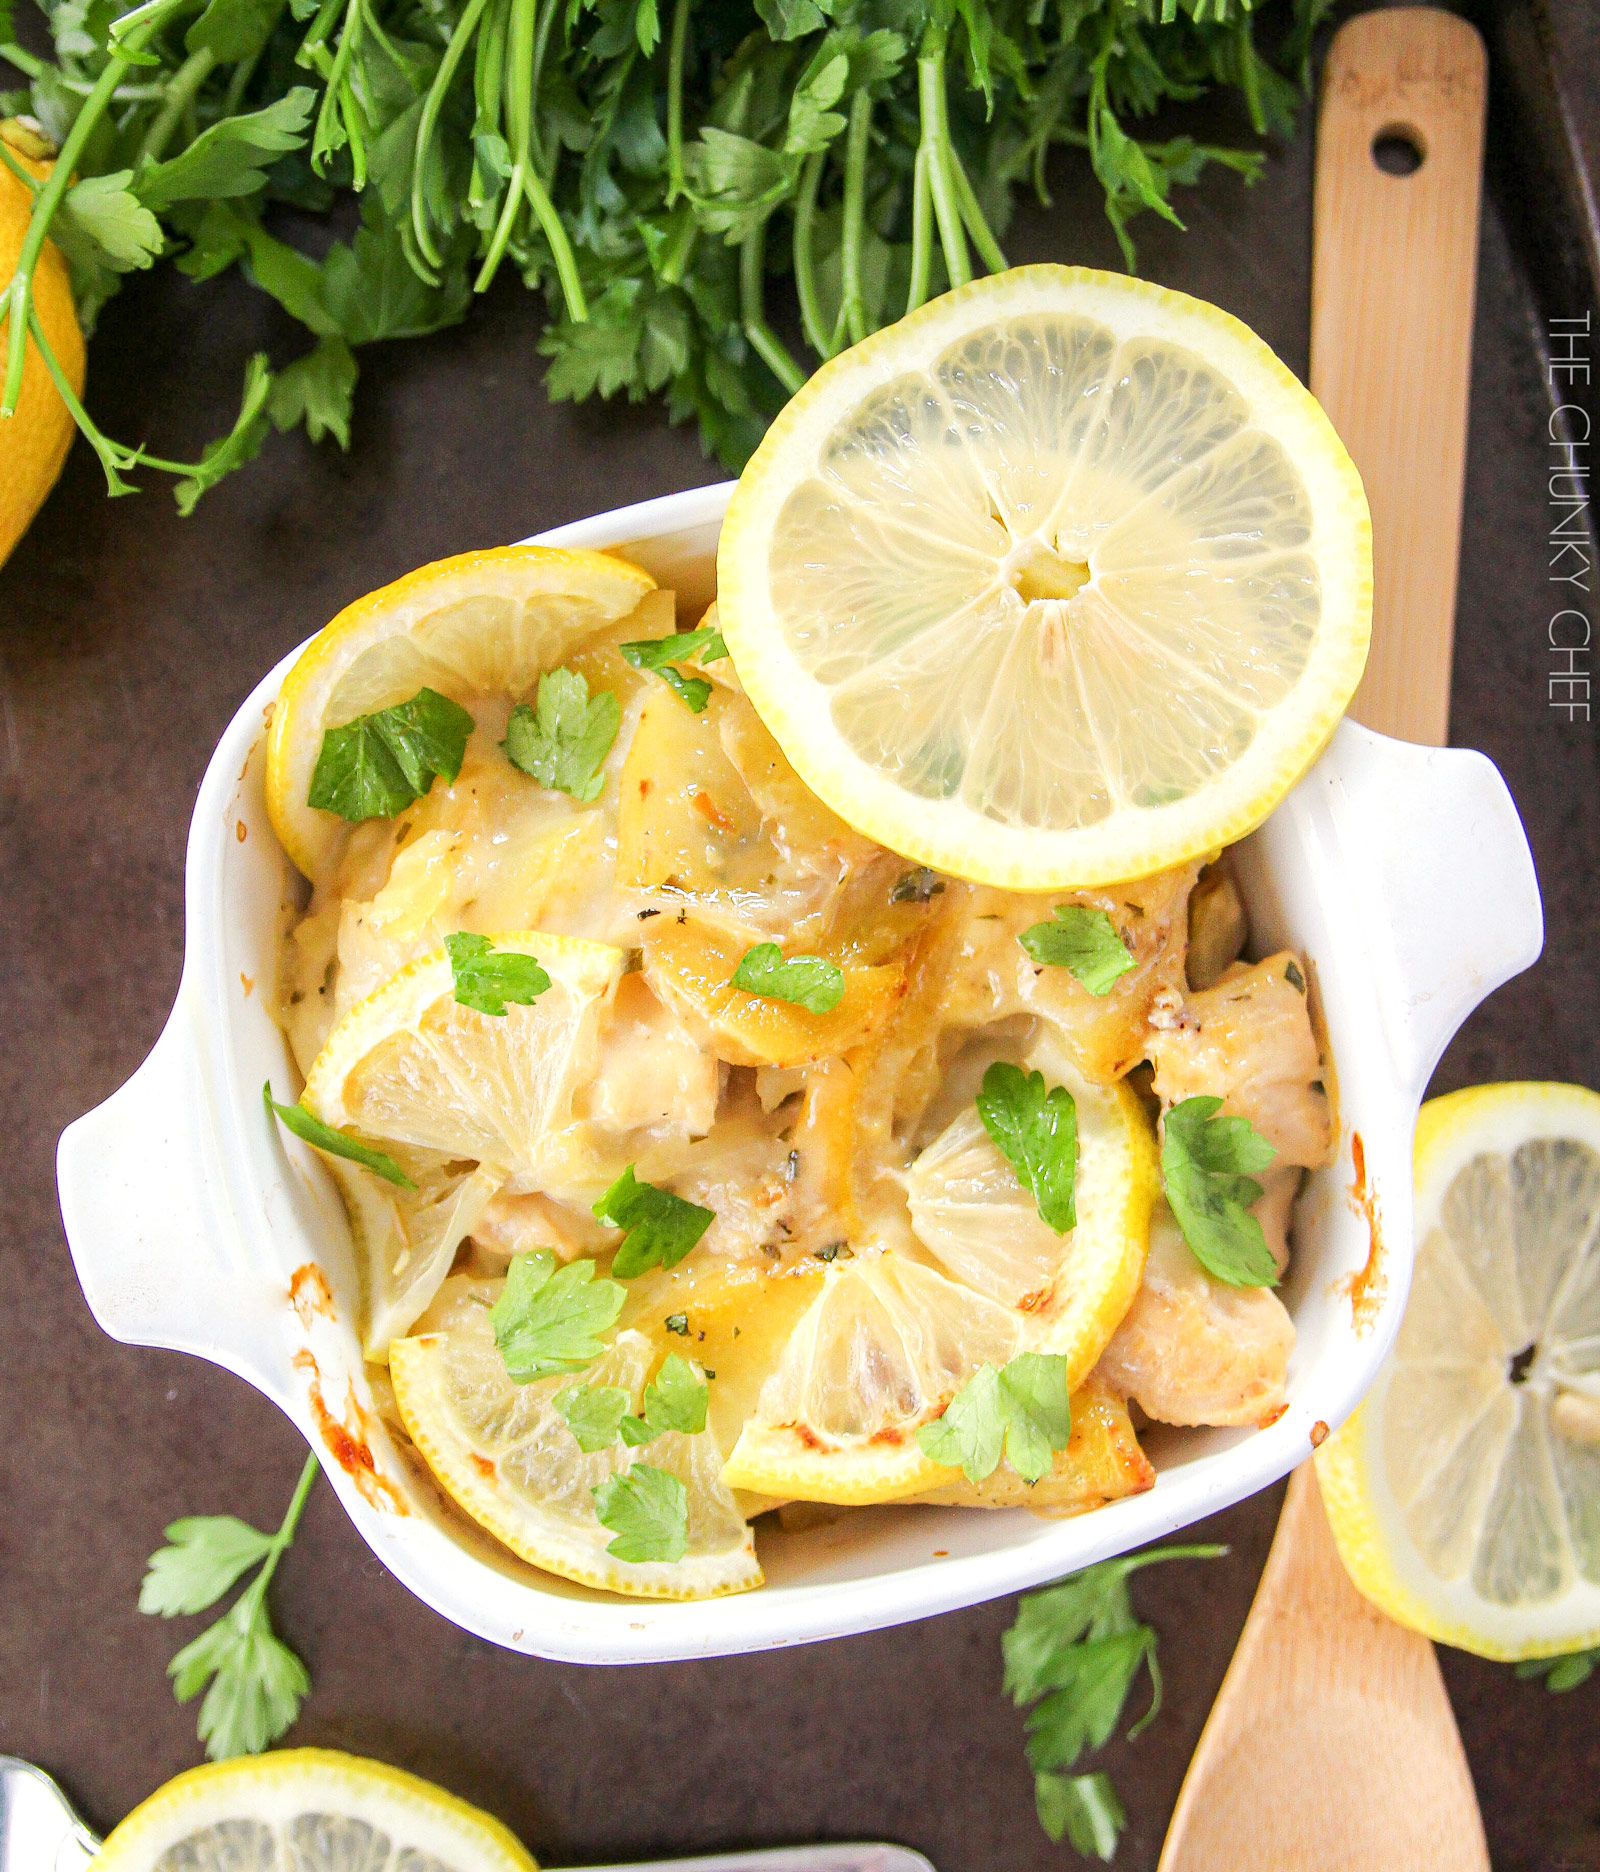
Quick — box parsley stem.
[140,45,218,165]
[0,140,40,192]
[527,0,561,178]
[740,216,804,396]
[792,148,832,358]
[413,0,489,268]
[0,42,44,77]
[26,306,141,494]
[951,150,1006,275]
[918,33,970,291]
[904,139,933,314]
[656,198,696,286]
[839,86,871,347]
[475,157,524,290]
[498,0,585,318]
[664,0,689,204]
[3,50,128,419]
[262,1451,322,1585]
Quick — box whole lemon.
[1,120,86,567]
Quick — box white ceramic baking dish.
[57,480,1543,1665]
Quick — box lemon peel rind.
[391,1336,764,1601]
[717,264,1372,890]
[267,544,656,879]
[1318,1080,1600,1661]
[90,1749,538,1872]
[301,929,626,1134]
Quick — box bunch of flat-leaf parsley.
[2,0,1332,501]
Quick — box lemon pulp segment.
[717,266,1370,888]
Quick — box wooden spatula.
[1157,11,1491,1869]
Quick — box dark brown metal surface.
[2,9,1597,1868]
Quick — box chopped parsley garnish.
[620,626,729,713]
[730,942,845,1014]
[306,687,474,823]
[502,667,620,801]
[445,932,550,1017]
[1018,905,1136,996]
[915,1353,1073,1485]
[489,1251,626,1383]
[1003,1544,1226,1859]
[593,1166,714,1279]
[557,1353,709,1454]
[890,867,946,904]
[1161,1096,1278,1287]
[592,1463,689,1564]
[263,1082,413,1188]
[664,1312,689,1336]
[976,1062,1078,1233]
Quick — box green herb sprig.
[140,1452,320,1760]
[1004,1543,1227,1860]
[731,941,845,1013]
[1,0,1330,504]
[1019,904,1136,995]
[490,1249,627,1381]
[621,624,728,712]
[593,1164,715,1277]
[915,1351,1072,1484]
[977,1060,1078,1232]
[1161,1094,1278,1286]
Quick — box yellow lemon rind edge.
[1317,1079,1600,1662]
[301,930,627,1132]
[90,1749,537,1872]
[721,1078,1157,1506]
[717,263,1372,891]
[266,544,656,879]
[390,1335,765,1601]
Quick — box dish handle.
[56,988,287,1399]
[1334,727,1544,1097]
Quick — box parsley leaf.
[916,1353,1072,1484]
[557,1354,707,1452]
[592,1462,689,1563]
[593,1166,714,1279]
[555,1382,632,1452]
[620,626,729,713]
[263,1082,413,1188]
[1035,1771,1126,1861]
[490,1251,626,1383]
[139,1516,274,1616]
[1161,1096,1279,1287]
[137,89,315,210]
[267,336,356,450]
[731,942,845,1014]
[1516,1647,1600,1693]
[503,668,621,801]
[976,1062,1078,1233]
[145,1453,319,1760]
[1003,1545,1226,1855]
[445,933,551,1017]
[306,686,474,823]
[640,1353,709,1435]
[1018,906,1136,996]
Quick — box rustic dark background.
[2,1,1597,1867]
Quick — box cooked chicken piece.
[936,863,1199,1084]
[470,1189,612,1264]
[1254,1166,1303,1277]
[582,972,721,1141]
[1148,952,1332,1168]
[1186,862,1249,990]
[1097,1202,1295,1428]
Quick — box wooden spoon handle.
[1310,6,1488,745]
[1160,13,1491,1868]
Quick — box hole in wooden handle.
[1371,123,1427,176]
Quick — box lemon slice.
[90,1749,534,1872]
[391,1277,762,1598]
[717,265,1371,889]
[268,545,656,878]
[721,1041,1155,1503]
[329,1149,505,1359]
[303,931,625,1201]
[1318,1082,1600,1660]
